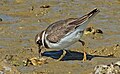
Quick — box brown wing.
[45,8,99,43]
[45,16,87,43]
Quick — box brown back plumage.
[45,16,87,43]
[45,8,100,43]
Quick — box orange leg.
[82,50,87,61]
[78,40,87,61]
[57,50,67,61]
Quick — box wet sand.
[0,0,120,74]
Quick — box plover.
[35,8,100,61]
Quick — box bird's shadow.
[41,50,113,61]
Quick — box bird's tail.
[87,8,100,18]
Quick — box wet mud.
[0,0,120,74]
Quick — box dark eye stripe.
[37,40,42,45]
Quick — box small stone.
[19,27,23,29]
[115,44,119,47]
[84,27,103,35]
[84,27,95,34]
[114,61,120,66]
[0,18,2,21]
[3,66,11,71]
[38,20,40,22]
[36,14,38,16]
[95,29,103,34]
[31,6,34,11]
[40,5,50,8]
[68,72,71,74]
[86,27,93,32]
[23,57,47,66]
[0,71,4,74]
[16,0,24,4]
[107,53,114,57]
[93,61,120,74]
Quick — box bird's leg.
[57,50,67,61]
[66,50,72,56]
[82,49,87,61]
[78,40,85,46]
[78,40,87,61]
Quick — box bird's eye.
[37,40,42,45]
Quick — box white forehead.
[36,35,40,42]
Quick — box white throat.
[41,31,46,47]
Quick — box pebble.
[84,27,95,34]
[40,5,50,8]
[93,61,120,74]
[84,27,103,35]
[95,29,103,34]
[0,18,2,21]
[0,71,4,74]
[23,57,48,66]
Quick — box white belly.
[45,29,83,49]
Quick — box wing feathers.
[45,9,100,43]
[45,18,84,43]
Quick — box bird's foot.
[57,50,67,61]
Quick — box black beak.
[38,45,42,58]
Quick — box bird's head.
[35,31,45,52]
[35,30,46,57]
[35,33,42,46]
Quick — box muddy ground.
[0,0,120,74]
